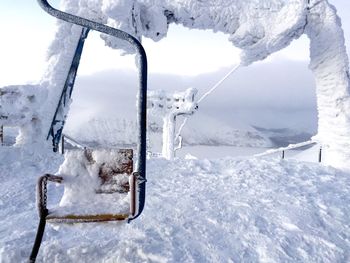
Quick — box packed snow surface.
[0,148,349,262]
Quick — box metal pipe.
[47,27,89,150]
[63,134,86,149]
[0,125,3,145]
[318,146,322,163]
[130,172,137,216]
[30,174,63,262]
[29,215,47,263]
[61,134,64,155]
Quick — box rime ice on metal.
[148,88,198,159]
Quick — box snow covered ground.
[0,146,349,262]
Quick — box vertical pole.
[162,114,176,160]
[0,125,3,146]
[318,146,322,163]
[130,172,136,216]
[60,135,65,154]
[29,215,47,263]
[281,150,285,160]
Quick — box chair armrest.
[37,174,63,218]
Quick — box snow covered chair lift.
[30,1,148,262]
[147,88,198,159]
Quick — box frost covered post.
[0,85,44,146]
[148,88,198,160]
[304,0,350,168]
[0,125,3,145]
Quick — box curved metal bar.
[30,174,63,262]
[37,0,147,220]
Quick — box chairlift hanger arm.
[37,0,145,55]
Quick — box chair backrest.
[86,149,133,193]
[59,148,133,194]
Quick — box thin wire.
[175,118,189,142]
[198,63,241,103]
[175,63,241,144]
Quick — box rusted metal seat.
[37,149,136,223]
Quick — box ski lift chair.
[30,1,148,262]
[30,148,141,263]
[38,148,136,223]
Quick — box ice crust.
[100,0,309,65]
[148,87,198,159]
[0,85,46,145]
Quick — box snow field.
[0,147,349,262]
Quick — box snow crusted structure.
[148,88,198,159]
[1,0,350,168]
[0,85,46,145]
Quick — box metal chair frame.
[30,1,148,261]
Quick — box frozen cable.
[197,63,241,103]
[175,117,189,145]
[174,63,241,150]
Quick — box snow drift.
[0,148,349,262]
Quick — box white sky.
[0,0,349,86]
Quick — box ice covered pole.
[148,88,198,160]
[0,85,45,146]
[162,114,177,160]
[39,1,106,147]
[305,0,350,168]
[0,125,3,145]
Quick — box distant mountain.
[64,116,272,150]
[65,118,138,148]
[253,126,313,147]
